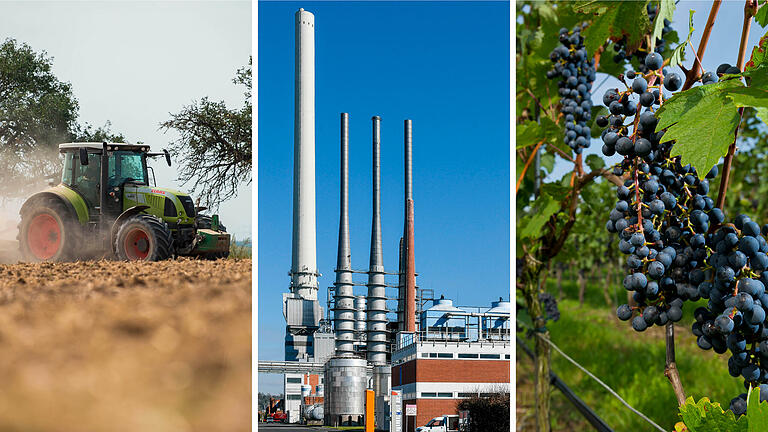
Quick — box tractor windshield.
[108,151,147,187]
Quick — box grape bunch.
[546,24,596,154]
[598,53,725,332]
[612,3,673,73]
[690,216,768,415]
[539,292,561,323]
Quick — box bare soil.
[0,258,251,432]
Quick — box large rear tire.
[18,197,80,262]
[114,214,173,261]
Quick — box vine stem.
[665,323,687,406]
[715,0,757,211]
[682,0,722,90]
[516,140,545,194]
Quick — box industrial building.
[258,7,511,431]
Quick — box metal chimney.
[334,113,356,357]
[366,115,388,365]
[290,8,318,300]
[396,237,405,331]
[404,119,417,332]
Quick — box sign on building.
[405,404,417,416]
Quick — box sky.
[0,1,252,239]
[257,1,510,393]
[549,0,768,182]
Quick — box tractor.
[18,142,230,262]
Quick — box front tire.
[18,197,80,262]
[114,214,173,261]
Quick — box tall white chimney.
[290,8,318,300]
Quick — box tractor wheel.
[18,197,80,262]
[114,214,173,261]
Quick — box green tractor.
[18,142,230,262]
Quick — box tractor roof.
[58,142,151,151]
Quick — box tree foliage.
[0,38,124,198]
[456,391,510,432]
[161,57,252,209]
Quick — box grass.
[517,276,743,431]
[228,236,252,259]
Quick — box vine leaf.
[755,0,768,27]
[516,117,563,150]
[650,0,676,52]
[747,385,768,432]
[678,395,747,432]
[574,0,652,58]
[745,31,768,71]
[519,193,561,240]
[669,9,695,67]
[655,80,742,177]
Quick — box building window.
[287,395,302,400]
[505,354,511,359]
[458,353,478,359]
[479,393,494,398]
[429,353,438,358]
[421,392,437,397]
[437,353,453,358]
[457,392,476,398]
[480,354,500,359]
[421,353,429,358]
[286,378,302,384]
[438,392,453,398]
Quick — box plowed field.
[0,258,251,432]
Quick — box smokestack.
[367,115,387,365]
[396,237,405,331]
[290,8,318,300]
[334,113,355,356]
[404,120,416,333]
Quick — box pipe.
[366,115,388,365]
[334,112,356,356]
[290,8,318,300]
[404,119,416,333]
[397,237,405,332]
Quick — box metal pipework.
[290,8,318,300]
[366,115,388,366]
[334,113,356,356]
[403,119,417,333]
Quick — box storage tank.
[324,357,367,426]
[316,384,324,396]
[419,296,467,340]
[483,298,511,339]
[301,384,312,397]
[311,404,324,420]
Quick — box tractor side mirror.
[79,148,89,165]
[163,149,172,167]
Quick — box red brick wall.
[402,398,461,431]
[396,359,509,385]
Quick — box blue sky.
[258,1,510,393]
[549,1,768,181]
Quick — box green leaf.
[755,0,768,27]
[747,385,768,432]
[725,66,768,109]
[575,1,652,57]
[656,80,743,176]
[670,10,695,68]
[516,117,564,150]
[746,31,768,71]
[755,106,768,126]
[678,395,747,432]
[650,0,676,52]
[585,154,605,172]
[519,193,561,240]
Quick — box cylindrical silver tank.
[301,384,312,397]
[373,365,391,398]
[324,357,367,426]
[316,384,324,397]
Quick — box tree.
[161,57,252,208]
[0,38,125,199]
